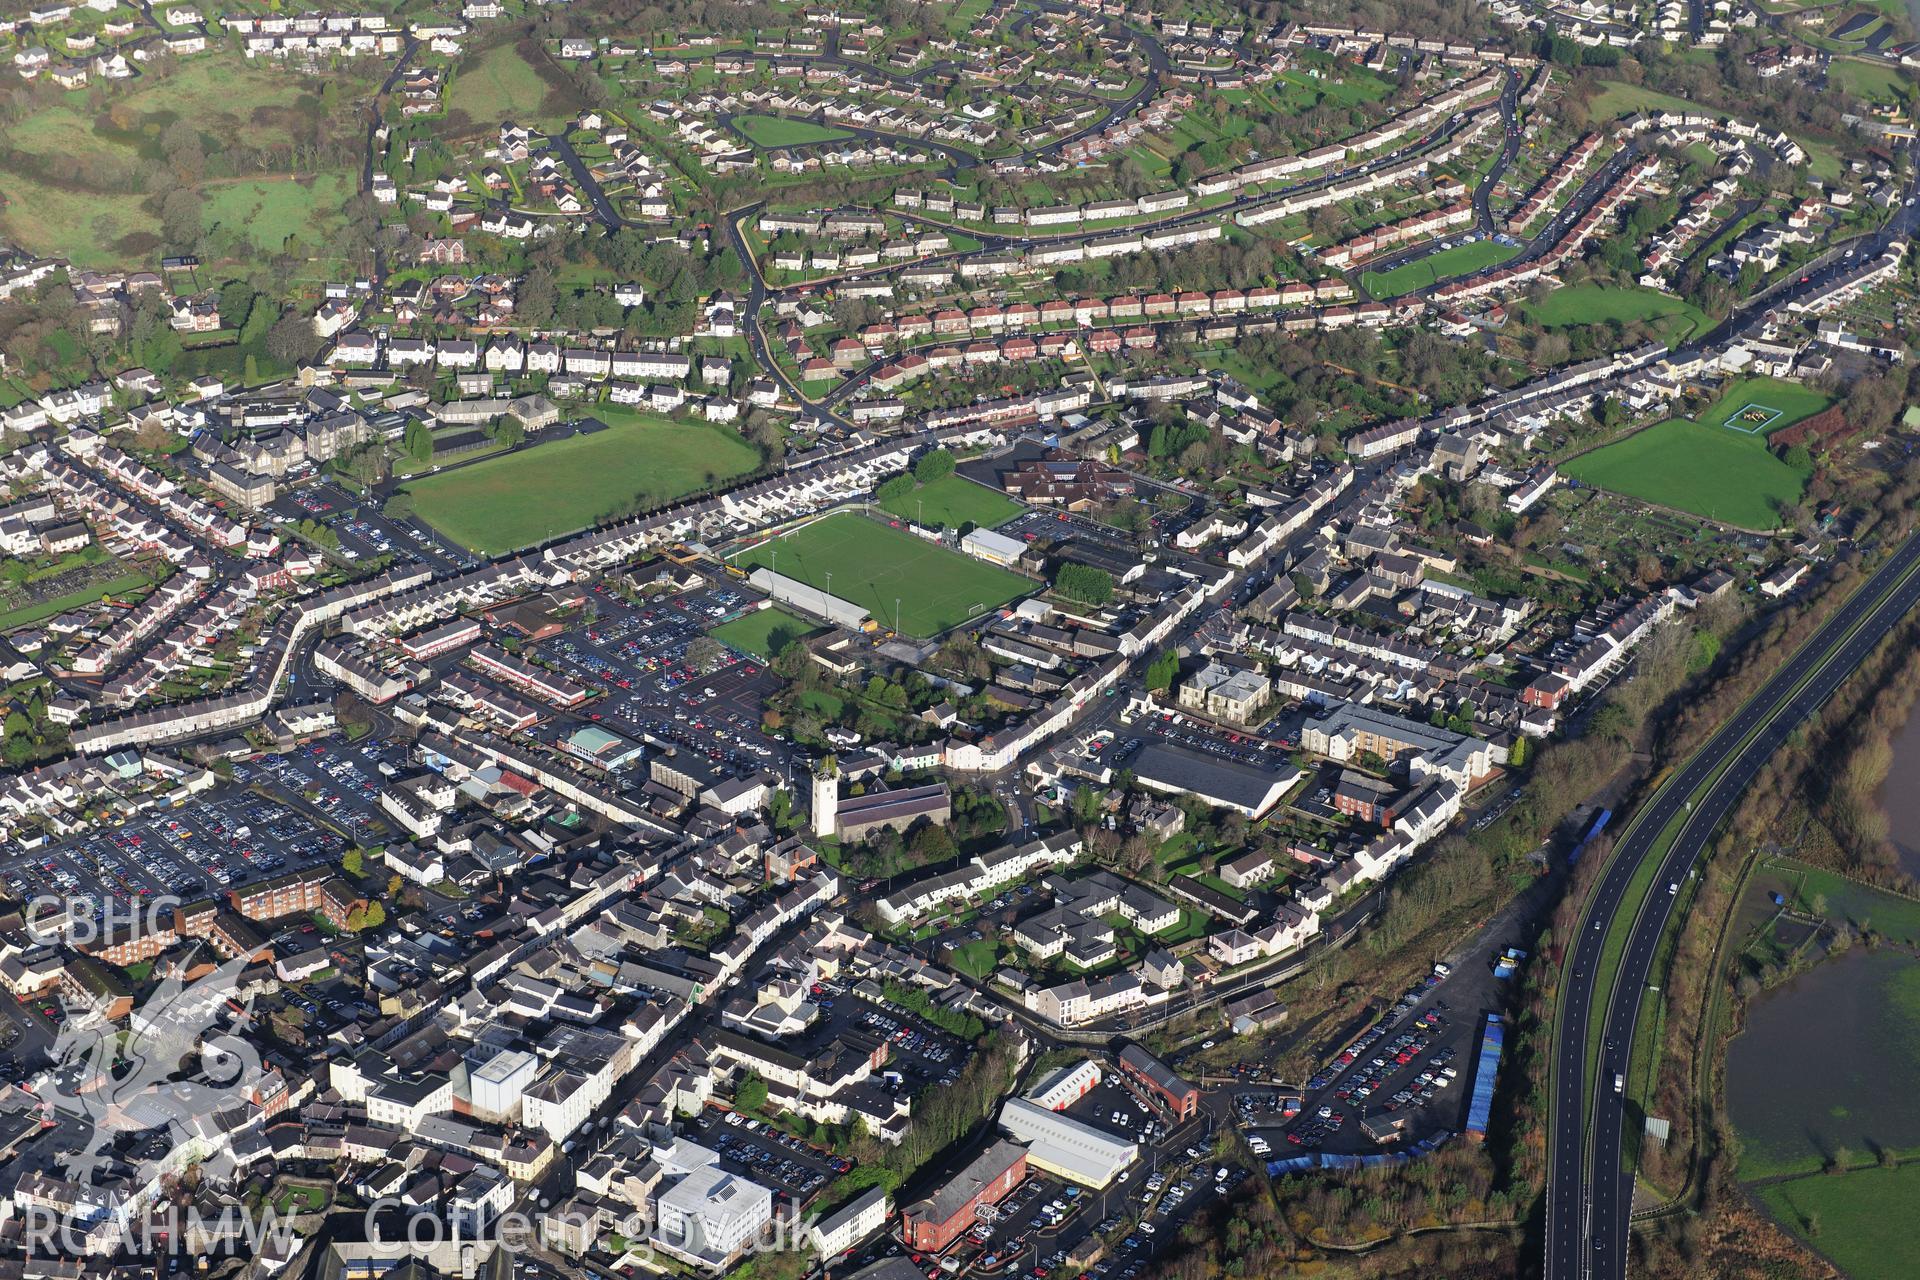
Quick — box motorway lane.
[1547,528,1920,1280]
[1594,537,1920,1275]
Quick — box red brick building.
[229,866,366,930]
[901,1139,1028,1253]
[1117,1044,1200,1120]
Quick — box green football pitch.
[733,513,1033,637]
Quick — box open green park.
[1524,283,1711,343]
[1587,81,1704,121]
[732,114,854,148]
[877,474,1023,530]
[400,411,760,555]
[1362,241,1518,297]
[1561,378,1832,528]
[1693,376,1833,433]
[731,512,1033,637]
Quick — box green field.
[7,60,359,170]
[732,114,854,148]
[1526,283,1710,342]
[401,412,760,555]
[1563,418,1811,528]
[202,173,354,252]
[446,42,573,128]
[878,474,1023,530]
[0,60,370,265]
[1362,241,1518,297]
[0,176,159,268]
[1274,60,1393,109]
[1755,1160,1920,1278]
[1830,57,1911,103]
[1764,858,1920,948]
[948,939,999,979]
[1694,376,1833,434]
[733,513,1033,637]
[708,606,821,661]
[1588,81,1703,121]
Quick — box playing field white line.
[1722,403,1783,434]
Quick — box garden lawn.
[708,607,821,662]
[400,412,759,555]
[1754,1163,1920,1280]
[948,940,999,979]
[1563,418,1810,528]
[1526,283,1710,341]
[1362,241,1518,296]
[1830,57,1909,103]
[878,474,1023,530]
[733,114,853,147]
[733,513,1033,637]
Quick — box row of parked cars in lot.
[1330,1010,1450,1107]
[1269,964,1473,1150]
[709,1125,829,1197]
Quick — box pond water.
[1726,947,1920,1179]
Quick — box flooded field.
[1878,709,1920,880]
[1727,946,1920,1180]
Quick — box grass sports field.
[707,607,820,661]
[878,475,1023,530]
[1362,241,1518,297]
[733,114,853,147]
[1563,376,1832,527]
[1563,419,1811,528]
[733,513,1032,637]
[1526,284,1711,342]
[401,411,759,555]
